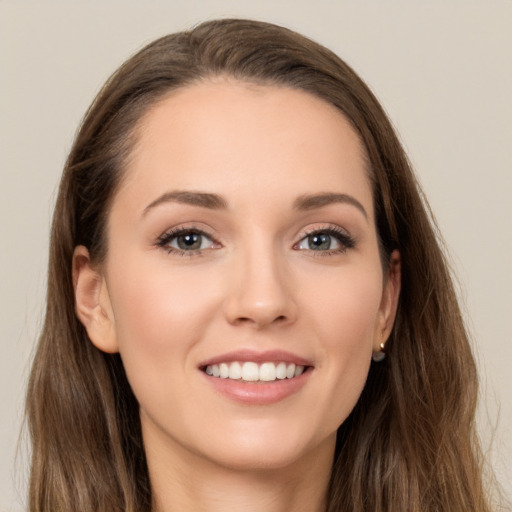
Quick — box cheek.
[300,264,383,424]
[106,255,223,399]
[305,264,383,352]
[110,253,221,336]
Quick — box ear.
[72,246,119,353]
[373,250,401,354]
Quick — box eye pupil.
[308,233,331,250]
[178,232,202,250]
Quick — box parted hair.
[26,18,492,511]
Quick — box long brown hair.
[26,18,492,511]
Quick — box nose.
[223,244,298,329]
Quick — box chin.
[188,418,337,473]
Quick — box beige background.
[1,1,511,509]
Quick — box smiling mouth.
[203,361,306,382]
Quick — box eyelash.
[294,226,356,256]
[156,226,215,257]
[155,225,356,257]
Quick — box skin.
[74,80,401,512]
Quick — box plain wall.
[1,1,510,509]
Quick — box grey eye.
[169,231,213,251]
[297,232,341,251]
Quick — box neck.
[146,427,334,512]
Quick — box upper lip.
[198,349,313,368]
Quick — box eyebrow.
[143,189,368,220]
[293,192,368,220]
[143,190,228,216]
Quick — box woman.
[25,18,492,511]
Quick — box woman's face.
[77,80,400,473]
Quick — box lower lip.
[201,369,311,405]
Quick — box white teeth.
[242,362,259,381]
[228,361,242,380]
[259,362,276,381]
[204,361,306,382]
[275,362,287,379]
[294,365,305,377]
[219,363,229,379]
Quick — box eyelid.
[297,223,352,239]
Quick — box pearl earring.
[372,342,386,362]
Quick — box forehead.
[119,79,372,216]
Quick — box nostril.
[232,314,288,327]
